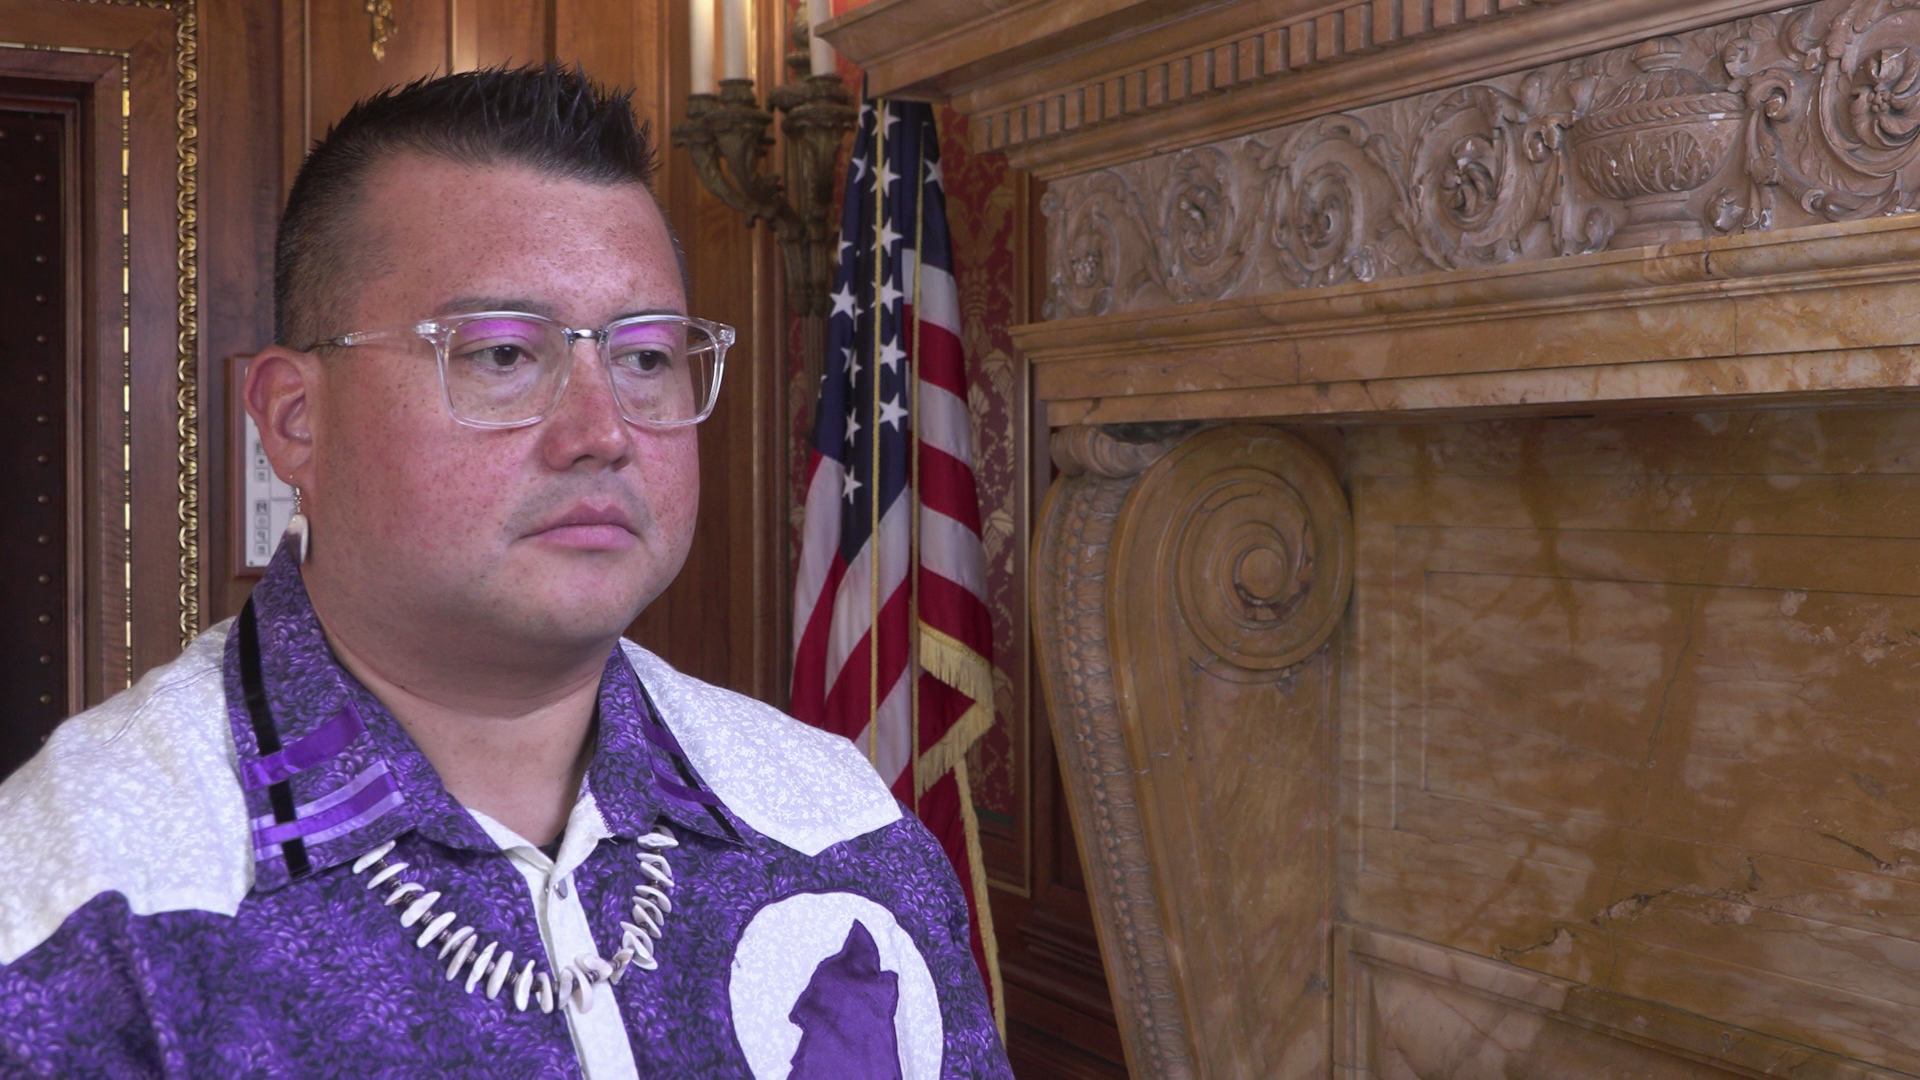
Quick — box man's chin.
[461,542,680,642]
[514,591,648,641]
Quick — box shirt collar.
[227,540,744,893]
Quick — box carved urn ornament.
[1569,37,1745,247]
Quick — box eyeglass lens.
[442,315,720,426]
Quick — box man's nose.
[537,337,634,469]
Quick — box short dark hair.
[274,63,659,347]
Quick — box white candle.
[808,0,835,77]
[690,0,715,94]
[721,0,749,81]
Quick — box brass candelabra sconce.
[671,27,857,405]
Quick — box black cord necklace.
[237,598,312,879]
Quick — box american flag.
[790,99,1003,1019]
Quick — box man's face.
[305,155,697,655]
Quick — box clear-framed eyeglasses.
[305,311,733,430]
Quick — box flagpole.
[909,124,925,803]
[867,101,887,771]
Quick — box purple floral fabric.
[0,544,1011,1078]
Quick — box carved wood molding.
[1040,0,1920,320]
[823,0,1798,177]
[1033,423,1352,1076]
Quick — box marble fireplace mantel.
[826,0,1920,427]
[832,1,1920,1077]
[1019,214,1920,428]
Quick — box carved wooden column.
[1033,423,1354,1079]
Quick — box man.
[0,65,1010,1078]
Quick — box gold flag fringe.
[916,619,1004,1035]
[914,623,995,793]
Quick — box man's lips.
[525,504,640,550]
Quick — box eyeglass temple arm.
[305,327,408,351]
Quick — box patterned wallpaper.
[935,107,1026,863]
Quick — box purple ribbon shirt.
[0,542,1010,1078]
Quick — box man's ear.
[244,346,323,494]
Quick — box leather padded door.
[0,107,69,782]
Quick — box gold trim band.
[172,0,201,648]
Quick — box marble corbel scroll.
[1032,423,1354,1079]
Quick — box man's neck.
[316,617,609,847]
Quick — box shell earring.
[287,487,311,565]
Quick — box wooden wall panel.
[304,0,449,137]
[553,0,637,92]
[464,0,547,68]
[996,732,1132,1078]
[202,0,286,625]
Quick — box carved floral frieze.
[1044,0,1920,319]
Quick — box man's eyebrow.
[432,299,689,322]
[434,296,560,319]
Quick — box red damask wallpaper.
[935,106,1031,892]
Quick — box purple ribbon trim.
[656,773,721,807]
[252,762,400,848]
[240,703,365,790]
[639,717,687,758]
